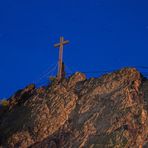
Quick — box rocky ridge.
[0,67,148,148]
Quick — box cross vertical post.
[54,36,69,81]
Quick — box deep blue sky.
[0,0,148,98]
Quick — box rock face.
[0,68,148,148]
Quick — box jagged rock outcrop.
[0,68,147,148]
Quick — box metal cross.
[54,36,69,81]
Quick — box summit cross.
[54,36,69,81]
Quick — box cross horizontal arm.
[54,43,60,48]
[54,40,70,48]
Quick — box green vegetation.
[0,99,9,107]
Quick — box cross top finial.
[54,36,69,81]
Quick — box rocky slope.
[0,68,148,148]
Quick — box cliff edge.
[0,68,148,148]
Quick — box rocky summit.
[0,68,148,148]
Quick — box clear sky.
[0,0,148,98]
